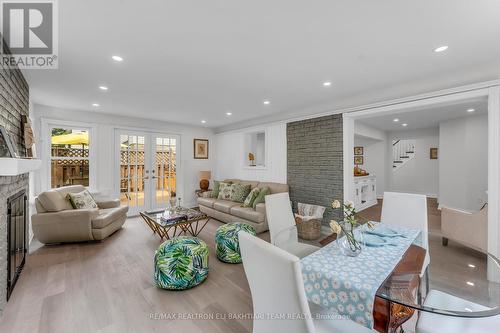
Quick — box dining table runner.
[300,223,421,329]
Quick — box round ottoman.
[215,223,256,263]
[154,236,209,290]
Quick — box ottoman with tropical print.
[154,236,209,290]
[215,223,257,263]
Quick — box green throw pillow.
[230,184,251,203]
[252,187,271,209]
[67,190,98,209]
[218,183,235,200]
[212,181,221,198]
[243,187,260,207]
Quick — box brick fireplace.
[0,43,30,314]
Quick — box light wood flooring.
[0,217,264,333]
[0,199,489,333]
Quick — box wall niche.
[244,131,266,168]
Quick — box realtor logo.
[1,0,58,68]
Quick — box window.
[50,127,91,188]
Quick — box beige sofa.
[197,179,289,233]
[441,204,488,253]
[32,185,128,244]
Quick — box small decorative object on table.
[168,197,177,213]
[330,200,372,257]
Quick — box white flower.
[331,200,341,209]
[329,220,341,234]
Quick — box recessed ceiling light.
[99,85,108,91]
[92,103,100,107]
[201,120,207,124]
[402,123,408,127]
[263,100,270,105]
[226,112,232,116]
[467,108,475,113]
[468,264,476,268]
[323,81,332,87]
[112,55,123,62]
[466,281,475,286]
[393,118,399,122]
[434,45,449,53]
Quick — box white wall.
[214,122,287,183]
[387,128,439,197]
[354,135,386,197]
[33,104,214,209]
[439,114,488,211]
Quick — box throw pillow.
[218,183,235,200]
[212,181,221,198]
[243,187,260,208]
[212,180,231,198]
[252,187,271,209]
[230,184,252,203]
[67,190,98,209]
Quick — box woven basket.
[295,216,322,240]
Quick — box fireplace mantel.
[0,158,41,176]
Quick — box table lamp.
[198,171,211,191]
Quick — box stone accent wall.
[287,114,343,224]
[0,45,30,314]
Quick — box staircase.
[393,139,415,171]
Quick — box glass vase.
[338,221,363,257]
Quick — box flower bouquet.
[329,200,370,257]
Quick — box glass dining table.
[297,225,500,332]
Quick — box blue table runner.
[300,223,421,328]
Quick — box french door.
[115,130,179,215]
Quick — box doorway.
[115,130,179,215]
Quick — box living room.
[1,1,500,333]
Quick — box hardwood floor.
[0,200,488,333]
[0,217,265,333]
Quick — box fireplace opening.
[7,190,27,301]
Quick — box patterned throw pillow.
[212,180,231,198]
[243,187,260,207]
[67,190,98,209]
[230,184,251,203]
[252,186,271,209]
[218,183,235,200]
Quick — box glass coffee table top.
[140,207,210,239]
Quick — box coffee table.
[139,208,211,240]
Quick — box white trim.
[40,117,97,192]
[343,83,500,258]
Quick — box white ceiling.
[356,98,488,132]
[24,0,500,129]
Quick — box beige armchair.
[32,185,128,244]
[441,204,487,253]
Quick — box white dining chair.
[265,192,319,258]
[381,191,430,274]
[416,290,499,333]
[238,232,374,333]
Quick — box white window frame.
[40,118,97,191]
